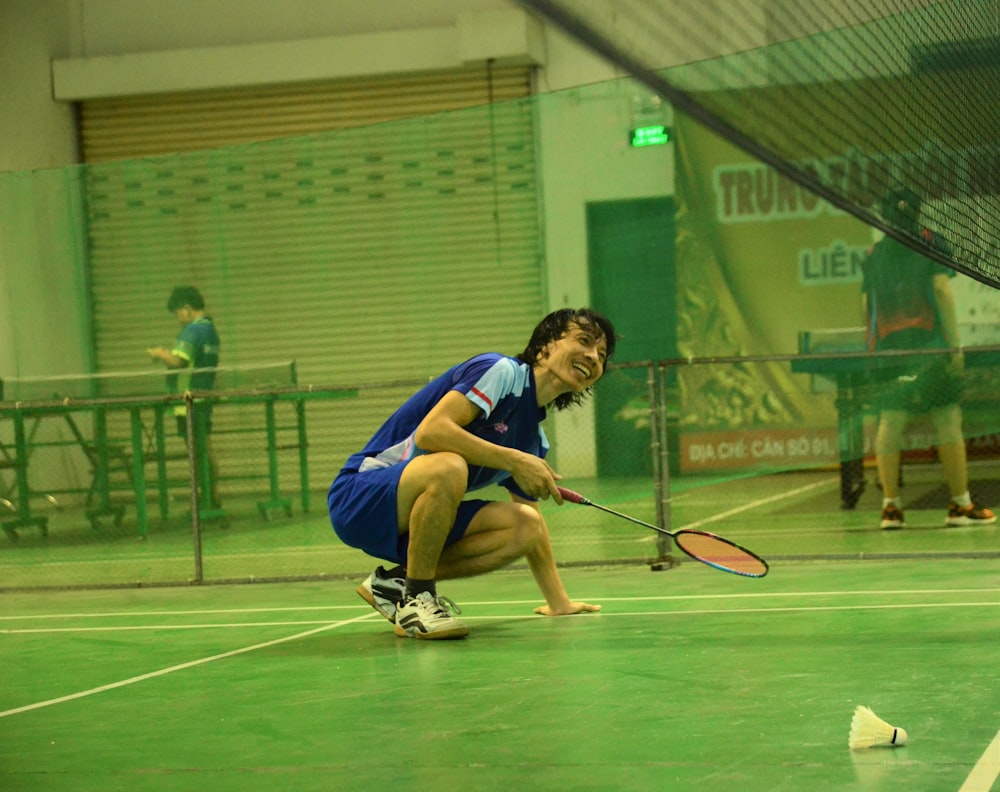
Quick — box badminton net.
[518,0,1000,287]
[1,361,297,403]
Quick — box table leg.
[296,399,310,514]
[256,398,292,519]
[835,375,866,509]
[130,408,148,538]
[1,412,48,540]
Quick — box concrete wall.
[0,0,79,173]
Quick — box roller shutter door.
[78,66,542,495]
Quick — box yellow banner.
[674,113,874,472]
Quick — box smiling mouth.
[572,362,593,379]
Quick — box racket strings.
[674,531,768,577]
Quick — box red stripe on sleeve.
[470,387,493,410]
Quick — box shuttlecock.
[849,705,908,750]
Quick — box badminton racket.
[558,487,769,578]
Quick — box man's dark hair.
[167,286,205,312]
[517,308,617,411]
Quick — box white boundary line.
[0,612,378,719]
[578,601,1000,617]
[3,598,998,636]
[959,729,1000,792]
[958,732,1000,792]
[499,588,1000,604]
[3,587,998,623]
[0,605,366,621]
[678,475,837,530]
[1,620,361,634]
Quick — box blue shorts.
[327,462,491,566]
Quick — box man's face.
[900,200,919,225]
[539,321,608,392]
[886,191,920,227]
[173,306,194,325]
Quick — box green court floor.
[1,558,998,791]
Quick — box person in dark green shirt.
[862,188,994,530]
[147,286,222,509]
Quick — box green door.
[586,197,676,477]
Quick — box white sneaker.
[356,566,406,622]
[394,591,469,640]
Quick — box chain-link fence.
[5,345,998,590]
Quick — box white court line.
[2,620,351,634]
[3,587,998,627]
[7,587,1000,620]
[959,729,1000,792]
[3,599,998,636]
[586,601,1000,617]
[0,611,378,720]
[678,476,837,530]
[481,588,1000,606]
[0,605,364,621]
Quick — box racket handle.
[557,486,588,504]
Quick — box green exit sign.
[630,125,671,147]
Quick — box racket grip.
[557,487,587,504]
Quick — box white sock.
[882,497,901,509]
[952,491,972,508]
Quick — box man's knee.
[408,452,469,501]
[509,504,544,553]
[930,405,964,445]
[876,411,907,454]
[466,501,543,551]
